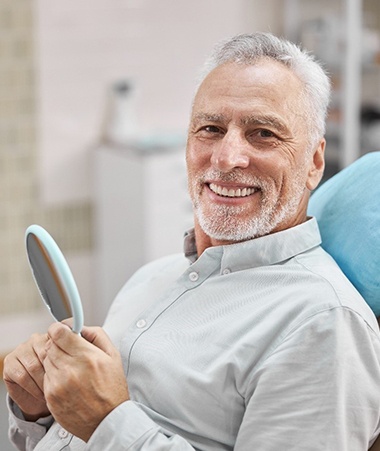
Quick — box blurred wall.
[0,0,283,352]
[0,0,94,353]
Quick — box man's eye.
[202,125,222,134]
[258,129,275,138]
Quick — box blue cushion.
[308,151,380,316]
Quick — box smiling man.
[5,32,380,450]
[187,56,324,252]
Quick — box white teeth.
[209,183,257,198]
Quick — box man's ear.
[306,138,326,191]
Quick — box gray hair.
[197,32,331,148]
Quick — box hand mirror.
[25,224,84,334]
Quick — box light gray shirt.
[8,218,380,450]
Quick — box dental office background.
[1,0,380,445]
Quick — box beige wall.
[0,1,39,315]
[0,0,281,349]
[0,1,92,319]
[0,0,93,354]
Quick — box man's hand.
[43,323,129,442]
[3,333,50,421]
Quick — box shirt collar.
[183,217,321,271]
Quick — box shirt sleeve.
[8,396,198,450]
[86,401,197,450]
[234,307,380,450]
[7,394,54,451]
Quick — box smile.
[209,183,258,198]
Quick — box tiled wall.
[0,0,39,315]
[0,0,92,316]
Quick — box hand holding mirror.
[25,224,84,334]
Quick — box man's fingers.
[61,317,74,329]
[3,354,45,400]
[19,350,46,393]
[47,322,78,354]
[48,322,117,357]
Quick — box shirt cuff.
[87,400,160,450]
[7,394,54,432]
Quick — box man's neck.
[193,222,244,257]
[193,212,309,257]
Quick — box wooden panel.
[0,356,4,379]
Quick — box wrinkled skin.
[3,332,50,421]
[186,60,325,256]
[4,322,129,442]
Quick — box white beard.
[190,169,306,241]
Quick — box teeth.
[209,183,257,198]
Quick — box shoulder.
[293,246,379,332]
[124,253,189,287]
[108,253,189,313]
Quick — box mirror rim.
[25,224,84,333]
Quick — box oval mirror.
[25,224,84,334]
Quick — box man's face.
[186,60,325,244]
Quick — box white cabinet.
[92,145,193,324]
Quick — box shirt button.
[58,428,69,439]
[222,268,231,275]
[136,319,147,328]
[189,271,199,282]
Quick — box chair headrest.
[308,151,380,316]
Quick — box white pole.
[283,0,300,43]
[341,0,362,168]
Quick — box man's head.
[186,32,331,252]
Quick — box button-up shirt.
[8,218,380,450]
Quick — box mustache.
[200,169,268,188]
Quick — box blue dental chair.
[308,151,380,450]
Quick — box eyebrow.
[191,113,227,126]
[240,115,289,134]
[191,112,289,135]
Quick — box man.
[4,32,380,450]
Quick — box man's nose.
[210,131,250,172]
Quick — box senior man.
[4,32,380,450]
